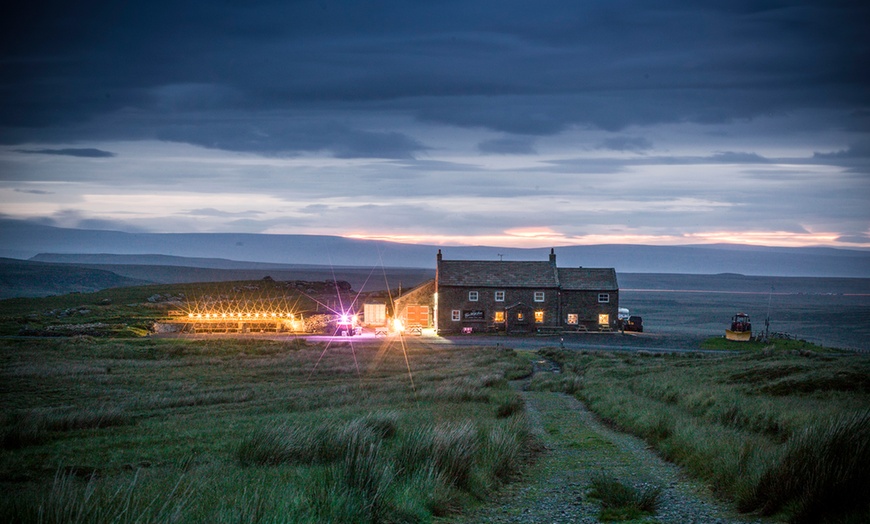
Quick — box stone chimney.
[549,248,556,265]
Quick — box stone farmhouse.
[430,249,619,335]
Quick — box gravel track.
[455,370,765,523]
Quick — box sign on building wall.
[462,309,485,321]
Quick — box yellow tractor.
[726,313,752,341]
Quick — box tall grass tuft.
[744,410,870,523]
[236,413,398,467]
[2,406,131,449]
[396,422,479,491]
[236,421,343,466]
[491,390,524,419]
[528,372,583,394]
[4,469,193,524]
[480,418,527,484]
[588,472,661,522]
[340,429,395,520]
[354,410,399,440]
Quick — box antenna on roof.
[497,253,504,261]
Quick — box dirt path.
[455,381,764,523]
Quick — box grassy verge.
[535,347,870,524]
[1,337,535,523]
[700,337,837,352]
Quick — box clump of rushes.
[588,473,661,522]
[236,420,344,466]
[481,417,528,484]
[743,410,870,524]
[354,410,400,440]
[396,422,479,491]
[491,390,525,418]
[1,406,131,449]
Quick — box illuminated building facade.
[435,249,619,334]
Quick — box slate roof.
[558,268,618,290]
[437,258,618,291]
[438,260,559,288]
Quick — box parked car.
[624,315,643,332]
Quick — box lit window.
[598,313,610,325]
[535,310,544,323]
[451,310,461,321]
[534,291,545,302]
[517,312,525,321]
[468,291,478,302]
[495,291,505,302]
[567,313,578,325]
[494,311,505,323]
[598,293,610,303]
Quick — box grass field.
[534,346,870,523]
[2,278,869,522]
[0,337,535,523]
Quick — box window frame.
[534,291,545,302]
[451,309,461,322]
[598,293,610,303]
[495,290,505,302]
[534,310,544,323]
[566,313,578,325]
[468,290,479,302]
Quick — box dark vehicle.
[624,315,643,332]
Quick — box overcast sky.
[1,1,868,249]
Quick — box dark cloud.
[150,117,427,158]
[478,137,537,155]
[813,142,870,159]
[596,136,654,152]
[186,208,263,218]
[1,1,866,153]
[708,152,770,163]
[14,148,116,158]
[27,210,145,232]
[835,234,870,244]
[14,188,54,195]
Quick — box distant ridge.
[30,253,421,270]
[2,220,869,277]
[0,258,150,298]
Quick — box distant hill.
[1,257,434,298]
[0,258,150,298]
[4,254,868,301]
[3,219,869,277]
[29,258,434,291]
